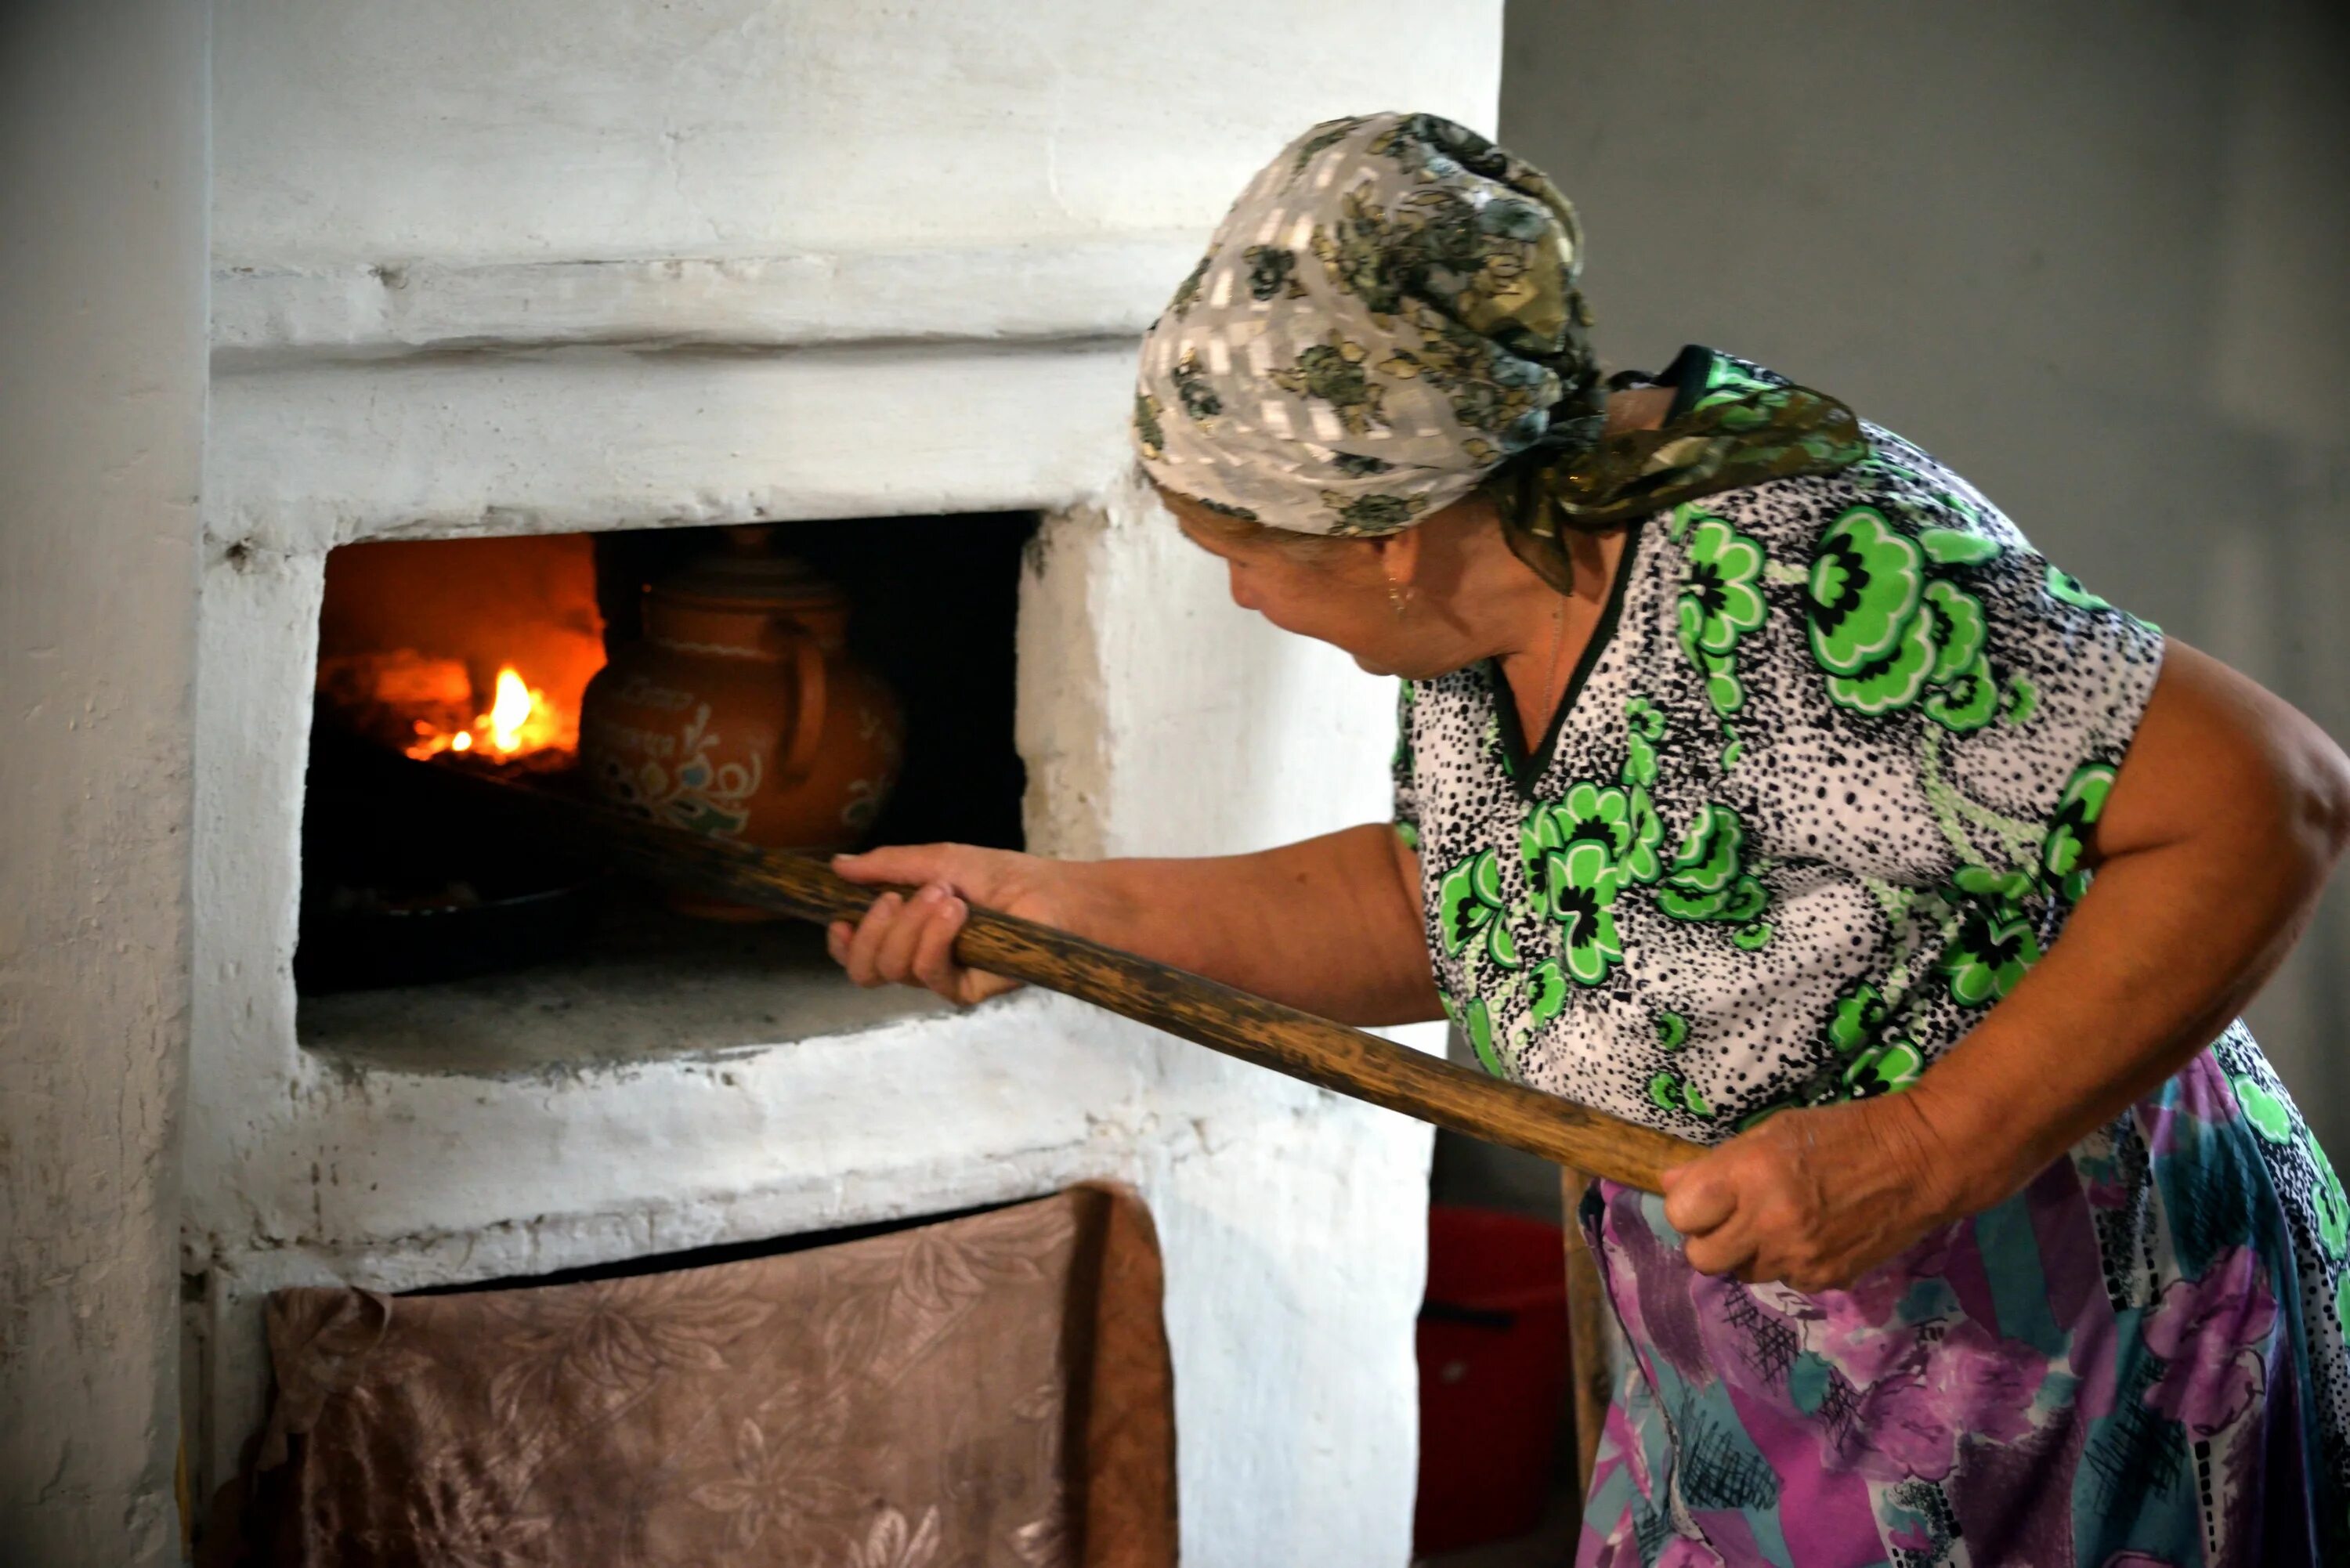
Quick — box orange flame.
[401,663,572,763]
[488,667,534,753]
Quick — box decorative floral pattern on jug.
[581,532,904,914]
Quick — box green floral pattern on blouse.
[1390,355,2166,1142]
[1802,501,2019,730]
[1676,514,1770,717]
[1437,848,1520,971]
[1657,805,1769,927]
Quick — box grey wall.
[1502,0,2350,1151]
[0,2,208,1563]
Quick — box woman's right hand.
[824,843,1072,1006]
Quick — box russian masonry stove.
[186,3,1500,1558]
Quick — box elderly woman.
[828,114,2350,1563]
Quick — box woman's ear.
[1372,526,1423,589]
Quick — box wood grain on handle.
[440,768,1707,1194]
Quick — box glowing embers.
[313,532,606,773]
[397,663,573,762]
[315,648,581,768]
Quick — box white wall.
[1502,0,2350,1150]
[213,0,1502,268]
[0,2,208,1563]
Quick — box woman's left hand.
[1658,1093,1980,1293]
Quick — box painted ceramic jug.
[580,530,903,916]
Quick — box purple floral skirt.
[1577,1028,2350,1566]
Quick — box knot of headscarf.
[1484,347,1871,591]
[1133,112,1868,591]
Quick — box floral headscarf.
[1133,112,1866,590]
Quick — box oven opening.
[297,512,1036,1071]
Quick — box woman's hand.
[1658,640,2350,1297]
[825,844,1071,1006]
[830,824,1438,1024]
[1658,1093,1968,1293]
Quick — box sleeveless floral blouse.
[1395,349,2350,1564]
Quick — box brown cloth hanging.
[220,1182,1176,1567]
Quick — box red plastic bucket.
[1413,1204,1572,1555]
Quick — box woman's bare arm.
[826,821,1441,1027]
[1662,638,2350,1290]
[1907,639,2350,1209]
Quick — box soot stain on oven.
[295,512,1037,1075]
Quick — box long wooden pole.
[1560,1165,1613,1504]
[439,768,1705,1194]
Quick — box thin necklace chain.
[1535,592,1568,732]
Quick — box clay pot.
[580,531,903,916]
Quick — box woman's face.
[1165,491,1470,679]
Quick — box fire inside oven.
[297,515,1033,1053]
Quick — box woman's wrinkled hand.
[1658,1093,1974,1293]
[824,843,1068,1007]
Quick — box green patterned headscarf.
[1133,112,1867,590]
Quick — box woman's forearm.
[1911,832,2329,1212]
[1055,822,1441,1026]
[1910,642,2350,1214]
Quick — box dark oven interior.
[296,513,1036,1067]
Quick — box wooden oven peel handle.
[443,767,1706,1194]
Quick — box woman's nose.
[1225,562,1253,611]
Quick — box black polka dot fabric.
[1398,410,2160,1138]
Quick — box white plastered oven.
[185,2,1497,1556]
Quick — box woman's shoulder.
[1670,421,2028,561]
[1400,663,1502,753]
